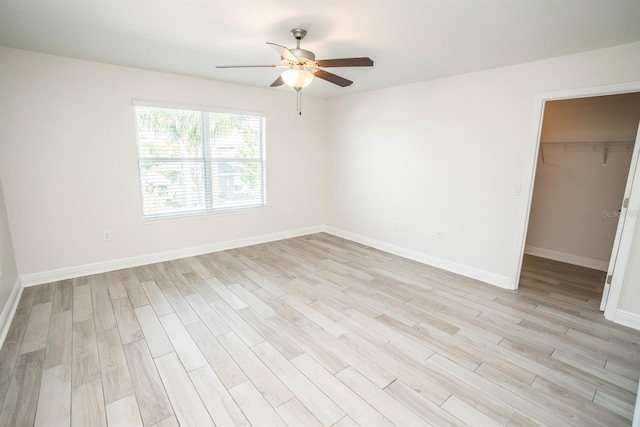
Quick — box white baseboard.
[323,226,513,290]
[524,246,609,272]
[20,225,324,287]
[614,309,640,331]
[0,278,23,349]
[20,223,513,293]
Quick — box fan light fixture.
[281,68,314,91]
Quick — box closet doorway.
[520,91,640,309]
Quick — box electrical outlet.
[291,208,296,216]
[393,220,398,230]
[103,230,111,241]
[437,231,443,239]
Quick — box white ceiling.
[1,1,639,98]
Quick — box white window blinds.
[134,104,266,219]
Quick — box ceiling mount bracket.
[290,28,307,41]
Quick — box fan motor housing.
[290,49,315,62]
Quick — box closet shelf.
[540,140,635,166]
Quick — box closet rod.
[540,140,635,166]
[541,140,634,146]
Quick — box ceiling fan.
[216,28,374,93]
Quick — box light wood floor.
[0,233,638,426]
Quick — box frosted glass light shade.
[281,69,314,90]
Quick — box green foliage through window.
[134,105,265,218]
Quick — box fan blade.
[311,69,353,87]
[216,65,281,68]
[266,42,298,62]
[270,76,284,87]
[316,57,374,67]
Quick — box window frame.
[132,101,267,220]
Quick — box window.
[133,103,265,219]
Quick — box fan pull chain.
[296,90,303,115]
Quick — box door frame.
[512,81,640,322]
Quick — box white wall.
[525,95,640,270]
[0,174,19,314]
[526,149,632,269]
[325,42,640,296]
[0,47,327,278]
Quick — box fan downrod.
[287,28,314,61]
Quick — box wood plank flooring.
[0,233,638,426]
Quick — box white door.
[600,120,640,311]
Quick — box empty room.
[0,1,639,426]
